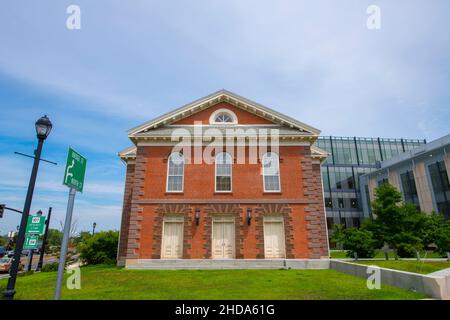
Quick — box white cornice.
[127,89,321,137]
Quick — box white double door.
[212,217,235,259]
[264,218,286,259]
[161,220,184,259]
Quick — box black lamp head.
[35,115,53,140]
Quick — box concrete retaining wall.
[330,260,450,300]
[125,259,330,270]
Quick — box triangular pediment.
[128,90,321,137]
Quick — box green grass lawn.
[330,250,445,259]
[0,265,427,300]
[354,260,450,275]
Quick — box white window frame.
[215,152,232,193]
[209,108,238,125]
[262,152,281,192]
[166,152,184,192]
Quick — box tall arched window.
[262,152,280,192]
[166,152,184,192]
[215,152,232,192]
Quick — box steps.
[125,259,330,270]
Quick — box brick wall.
[118,145,329,260]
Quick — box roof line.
[127,89,321,136]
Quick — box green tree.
[78,231,119,265]
[72,231,92,246]
[425,212,450,256]
[46,228,63,247]
[332,224,377,258]
[366,183,433,258]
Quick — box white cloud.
[1,0,450,233]
[0,154,124,233]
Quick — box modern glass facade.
[360,134,450,226]
[428,160,450,219]
[314,136,425,239]
[400,170,420,208]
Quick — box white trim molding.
[127,89,321,137]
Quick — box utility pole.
[54,188,76,300]
[36,207,52,272]
[54,146,87,300]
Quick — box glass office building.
[428,161,450,217]
[360,134,450,224]
[313,136,425,246]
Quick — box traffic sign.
[24,234,39,250]
[63,147,87,192]
[25,216,46,235]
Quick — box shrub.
[78,231,119,265]
[42,262,59,272]
[332,225,377,258]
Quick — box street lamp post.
[3,115,52,300]
[92,222,97,235]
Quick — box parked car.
[0,257,24,273]
[0,247,5,258]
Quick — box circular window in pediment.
[209,108,238,124]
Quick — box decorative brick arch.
[202,204,244,259]
[152,204,193,259]
[254,204,294,259]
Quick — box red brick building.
[117,90,329,266]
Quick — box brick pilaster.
[125,147,148,259]
[117,162,135,264]
[301,146,329,258]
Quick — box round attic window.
[209,108,238,124]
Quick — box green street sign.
[25,216,46,235]
[24,234,39,250]
[63,147,87,192]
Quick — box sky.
[0,1,449,235]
